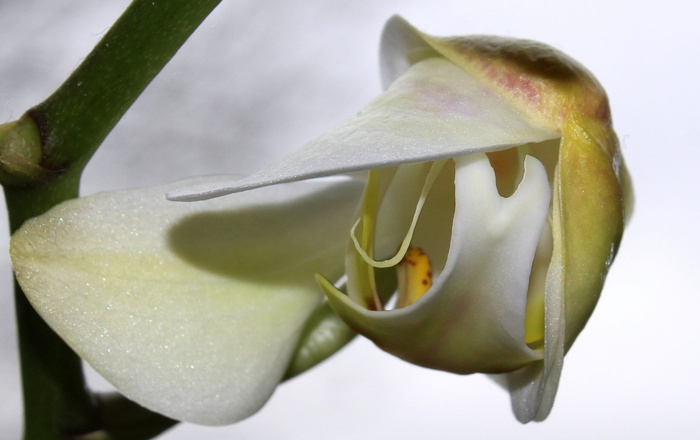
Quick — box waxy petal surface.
[320,154,552,374]
[169,58,557,201]
[11,176,364,425]
[380,16,612,131]
[380,16,627,422]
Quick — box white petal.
[379,15,435,89]
[10,176,363,425]
[168,58,558,201]
[505,172,566,423]
[321,154,552,373]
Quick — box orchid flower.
[10,15,629,427]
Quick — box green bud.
[0,114,50,186]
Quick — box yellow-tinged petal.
[379,16,629,422]
[10,176,364,425]
[505,112,625,422]
[558,113,624,349]
[381,16,611,131]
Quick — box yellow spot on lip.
[396,247,432,308]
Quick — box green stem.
[284,268,397,380]
[4,0,223,438]
[6,174,95,439]
[77,394,177,440]
[28,0,223,175]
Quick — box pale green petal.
[500,169,565,422]
[500,113,625,423]
[504,242,564,422]
[10,176,363,425]
[320,153,551,374]
[168,57,557,201]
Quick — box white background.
[1,0,698,439]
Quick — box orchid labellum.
[10,16,629,426]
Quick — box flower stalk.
[2,0,224,438]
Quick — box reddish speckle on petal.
[504,72,517,89]
[519,78,539,104]
[487,66,498,79]
[596,101,611,123]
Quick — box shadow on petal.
[168,179,363,284]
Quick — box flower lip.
[319,153,553,374]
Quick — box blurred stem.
[284,268,397,380]
[74,394,177,440]
[4,0,222,438]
